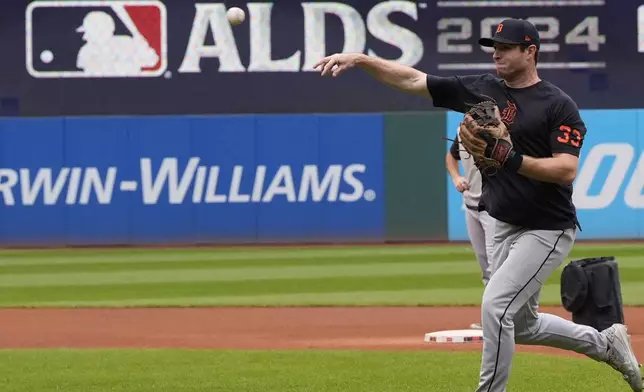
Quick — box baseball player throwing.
[446,126,496,330]
[314,18,642,392]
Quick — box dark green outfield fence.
[384,112,448,242]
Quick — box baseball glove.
[458,101,519,174]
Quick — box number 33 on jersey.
[557,125,583,148]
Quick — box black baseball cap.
[478,18,540,49]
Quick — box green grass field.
[0,350,635,392]
[0,243,643,307]
[1,243,642,391]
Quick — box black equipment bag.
[560,256,624,331]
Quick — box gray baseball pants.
[465,208,495,286]
[474,220,610,392]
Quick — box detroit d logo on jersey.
[501,100,518,125]
[26,1,167,78]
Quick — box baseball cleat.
[601,324,643,391]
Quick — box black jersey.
[428,74,586,230]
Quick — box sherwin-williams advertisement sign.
[447,109,644,240]
[0,114,385,245]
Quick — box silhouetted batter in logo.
[76,10,159,76]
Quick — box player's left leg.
[515,279,643,391]
[513,288,607,358]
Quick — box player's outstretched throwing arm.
[314,53,488,113]
[313,53,429,97]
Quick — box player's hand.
[314,53,361,77]
[453,177,469,193]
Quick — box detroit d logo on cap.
[25,0,167,78]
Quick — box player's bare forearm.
[315,53,429,96]
[354,55,429,96]
[517,153,578,185]
[445,152,461,180]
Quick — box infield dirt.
[0,306,642,359]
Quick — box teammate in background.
[76,11,158,77]
[314,18,642,392]
[446,127,495,331]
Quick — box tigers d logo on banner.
[26,0,168,78]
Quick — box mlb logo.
[26,0,167,78]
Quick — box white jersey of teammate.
[455,126,495,289]
[456,125,483,209]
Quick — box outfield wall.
[0,113,447,245]
[0,109,641,245]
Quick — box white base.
[424,329,484,344]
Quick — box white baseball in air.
[40,50,54,63]
[226,7,245,25]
